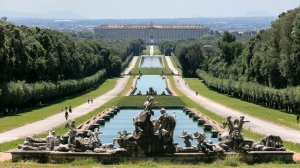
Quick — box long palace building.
[94,24,210,44]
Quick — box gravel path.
[165,56,300,143]
[0,57,138,144]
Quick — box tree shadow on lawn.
[0,78,112,118]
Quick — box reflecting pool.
[133,75,169,95]
[140,56,163,68]
[98,109,218,147]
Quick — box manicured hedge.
[0,69,106,107]
[197,70,300,113]
[121,56,133,71]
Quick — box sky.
[0,0,300,19]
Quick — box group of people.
[61,106,72,120]
[87,98,94,104]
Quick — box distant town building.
[94,24,210,44]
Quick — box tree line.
[0,20,145,110]
[159,7,300,113]
[198,70,300,113]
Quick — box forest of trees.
[0,20,145,110]
[160,7,300,113]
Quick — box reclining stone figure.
[251,135,286,151]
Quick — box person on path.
[68,106,72,113]
[65,111,69,120]
[88,99,90,104]
[196,91,198,96]
[297,114,300,124]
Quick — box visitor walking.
[196,91,198,96]
[68,106,72,113]
[65,111,69,120]
[88,98,90,104]
[91,99,93,104]
[297,114,300,124]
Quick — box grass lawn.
[142,45,161,55]
[131,68,172,75]
[143,45,150,55]
[117,96,184,107]
[153,45,161,55]
[169,55,183,74]
[1,159,299,168]
[0,78,118,133]
[184,78,300,131]
[0,74,299,167]
[119,76,135,96]
[0,96,123,152]
[131,56,172,75]
[166,76,300,153]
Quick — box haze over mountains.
[5,16,275,33]
[0,9,277,19]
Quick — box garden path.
[0,57,138,144]
[165,56,300,144]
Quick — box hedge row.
[0,69,106,107]
[121,56,133,71]
[197,70,300,113]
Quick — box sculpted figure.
[143,96,155,112]
[179,130,193,147]
[251,135,286,151]
[114,130,132,148]
[193,132,215,153]
[87,128,102,148]
[46,129,57,150]
[220,116,249,151]
[154,108,176,137]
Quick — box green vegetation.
[143,45,161,55]
[166,76,300,153]
[0,96,123,152]
[197,70,300,118]
[159,35,220,77]
[143,45,149,55]
[185,77,300,131]
[131,68,172,75]
[0,20,145,110]
[159,41,175,56]
[153,45,161,55]
[131,56,172,75]
[0,78,117,133]
[119,76,135,96]
[1,159,299,168]
[159,8,300,114]
[169,55,182,74]
[0,69,106,109]
[117,96,184,107]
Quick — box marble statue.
[250,135,286,151]
[179,130,193,147]
[46,129,57,150]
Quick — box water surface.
[98,109,218,147]
[140,56,163,68]
[134,75,169,95]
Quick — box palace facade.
[94,24,210,44]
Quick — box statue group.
[17,96,287,156]
[121,96,177,155]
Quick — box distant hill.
[0,11,83,19]
[4,17,275,32]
